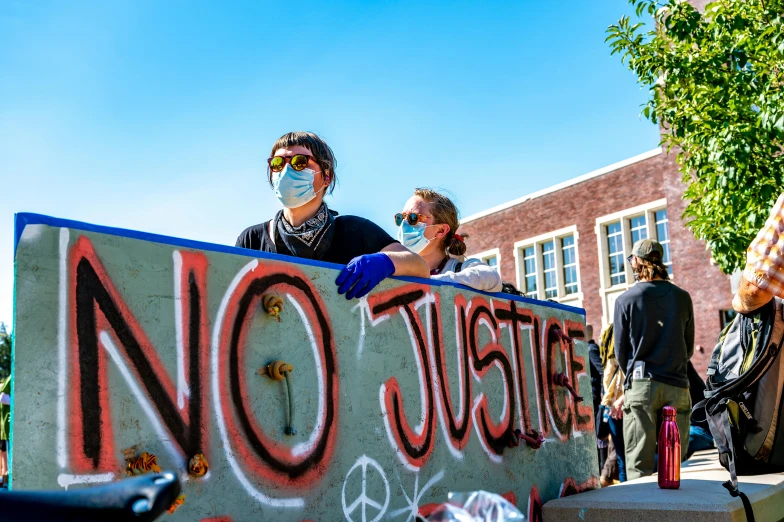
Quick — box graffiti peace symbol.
[341,455,390,522]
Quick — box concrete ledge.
[543,450,784,522]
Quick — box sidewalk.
[543,450,784,522]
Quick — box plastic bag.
[425,490,526,521]
[424,504,475,522]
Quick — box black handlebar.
[0,472,181,522]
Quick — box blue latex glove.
[335,253,395,299]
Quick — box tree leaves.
[608,0,784,274]
[0,323,10,380]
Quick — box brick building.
[459,148,734,375]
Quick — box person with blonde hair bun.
[396,188,502,292]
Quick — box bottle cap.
[662,405,677,417]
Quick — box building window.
[514,226,581,303]
[562,235,578,295]
[596,198,673,327]
[655,209,672,275]
[606,221,626,286]
[485,255,498,271]
[470,248,502,276]
[523,246,538,299]
[542,241,557,299]
[630,215,648,244]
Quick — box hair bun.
[446,234,467,256]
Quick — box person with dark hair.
[614,239,694,480]
[397,188,501,292]
[236,132,428,299]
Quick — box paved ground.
[543,450,784,522]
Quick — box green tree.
[0,323,10,381]
[607,0,784,273]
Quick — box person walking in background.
[733,192,784,314]
[601,324,626,484]
[0,374,10,488]
[614,239,694,480]
[396,188,502,292]
[585,325,608,472]
[586,325,603,420]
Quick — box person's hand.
[336,253,395,300]
[610,395,625,419]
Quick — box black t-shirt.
[235,215,398,265]
[614,280,694,390]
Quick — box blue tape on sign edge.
[12,212,586,316]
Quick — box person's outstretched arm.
[431,259,502,292]
[335,247,428,300]
[381,242,430,278]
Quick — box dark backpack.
[500,282,523,296]
[694,297,784,520]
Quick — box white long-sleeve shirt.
[431,256,503,293]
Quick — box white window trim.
[653,208,673,272]
[469,247,501,270]
[512,225,583,304]
[595,198,671,327]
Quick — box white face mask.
[397,221,431,253]
[272,164,325,208]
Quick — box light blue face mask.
[272,164,324,208]
[397,221,431,253]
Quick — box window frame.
[595,198,671,327]
[522,245,539,299]
[513,225,582,305]
[471,248,502,273]
[561,234,579,296]
[605,220,626,286]
[629,214,649,245]
[654,208,672,274]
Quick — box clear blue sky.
[0,0,659,328]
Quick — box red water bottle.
[658,405,681,489]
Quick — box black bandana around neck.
[273,203,336,260]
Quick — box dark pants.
[608,416,626,482]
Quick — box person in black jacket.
[585,324,607,471]
[236,132,428,298]
[614,239,693,480]
[586,325,603,417]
